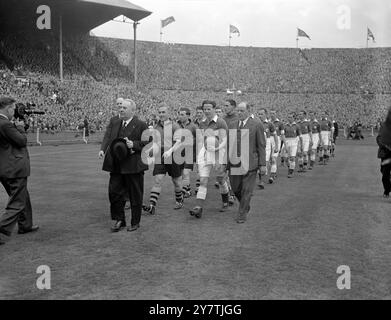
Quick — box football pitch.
[1,138,391,299]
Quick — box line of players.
[141,99,337,219]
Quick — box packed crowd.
[100,39,391,94]
[0,68,162,133]
[1,32,391,132]
[0,31,130,82]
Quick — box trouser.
[381,162,391,195]
[109,172,144,226]
[229,170,257,216]
[0,177,33,235]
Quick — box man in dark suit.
[376,107,391,198]
[101,98,130,210]
[331,118,339,157]
[99,99,149,232]
[0,97,38,245]
[227,101,266,223]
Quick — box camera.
[14,102,45,120]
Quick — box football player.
[189,100,229,218]
[223,99,239,205]
[142,104,184,215]
[178,107,198,198]
[283,112,301,178]
[258,108,278,188]
[269,110,284,182]
[297,110,312,172]
[319,111,333,165]
[193,106,206,194]
[308,110,321,169]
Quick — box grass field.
[1,137,391,300]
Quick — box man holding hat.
[100,99,149,232]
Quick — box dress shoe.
[18,225,39,234]
[111,220,126,232]
[127,224,140,232]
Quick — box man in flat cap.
[99,99,149,232]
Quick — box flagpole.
[366,26,368,48]
[229,25,231,47]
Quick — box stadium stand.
[1,1,390,143]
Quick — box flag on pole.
[161,16,175,28]
[297,28,310,39]
[367,27,375,42]
[230,24,240,36]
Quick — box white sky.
[91,0,391,48]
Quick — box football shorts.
[311,134,320,150]
[320,131,330,147]
[284,137,298,157]
[266,137,272,162]
[300,133,310,153]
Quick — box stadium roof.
[0,0,152,34]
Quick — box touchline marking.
[30,149,96,157]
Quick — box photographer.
[0,97,38,246]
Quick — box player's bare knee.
[154,175,164,187]
[172,177,181,187]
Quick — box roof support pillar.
[133,21,139,88]
[59,13,64,82]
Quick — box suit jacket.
[0,116,30,179]
[227,117,266,175]
[102,116,149,174]
[377,122,391,160]
[101,115,120,153]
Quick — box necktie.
[119,121,127,137]
[237,121,243,156]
